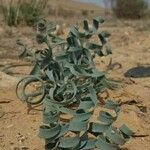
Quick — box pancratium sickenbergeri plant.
[16,17,133,150]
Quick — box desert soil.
[0,1,150,150]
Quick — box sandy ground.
[0,1,150,149]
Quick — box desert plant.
[0,0,48,26]
[19,0,47,26]
[16,17,133,150]
[0,0,21,26]
[81,10,89,16]
[112,0,148,19]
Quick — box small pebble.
[21,146,29,150]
